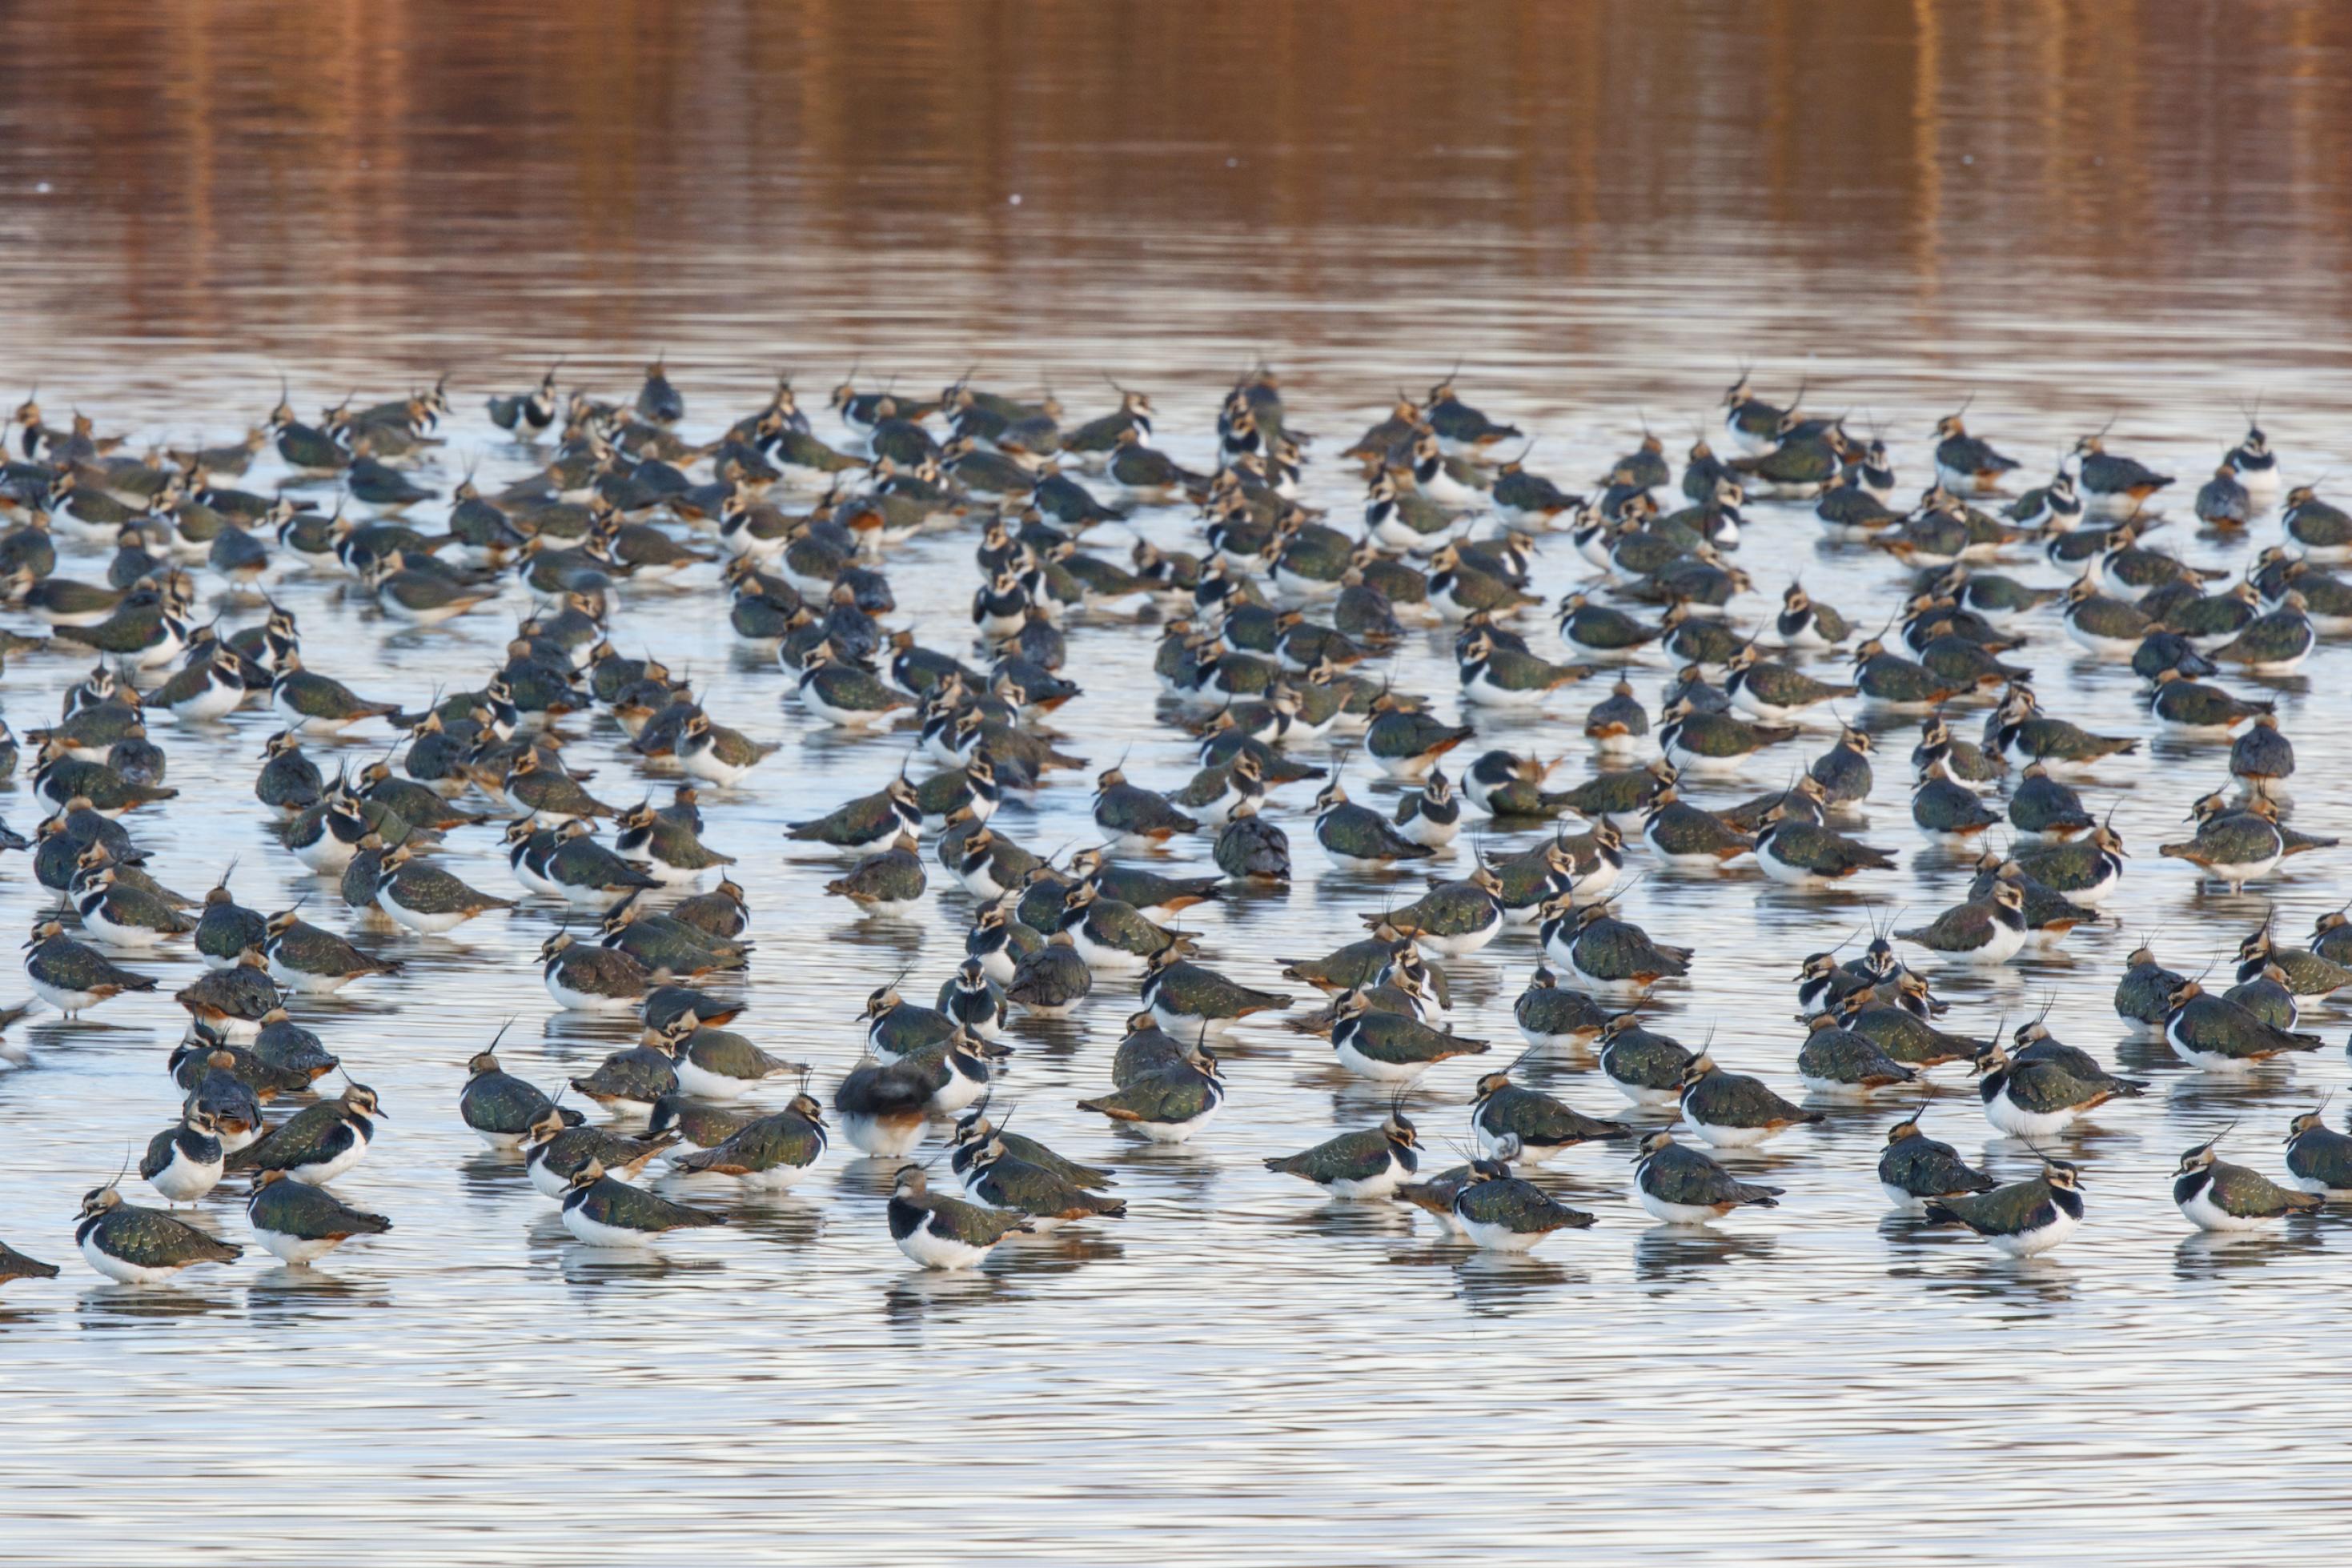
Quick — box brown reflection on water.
[5,0,2352,348]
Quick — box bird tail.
[1919,1201,1960,1226]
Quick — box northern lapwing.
[1077,1047,1225,1143]
[2171,1125,2322,1232]
[2160,979,2325,1071]
[524,1113,679,1199]
[1470,1068,1628,1163]
[76,1180,243,1283]
[1676,1055,1825,1148]
[886,1164,1029,1269]
[460,1044,580,1150]
[563,1158,725,1249]
[1327,989,1488,1084]
[1632,1129,1780,1225]
[24,915,159,1016]
[668,1094,829,1189]
[1922,1157,2085,1257]
[1450,1152,1595,1251]
[963,1135,1126,1229]
[1896,880,2029,967]
[140,1108,227,1206]
[2284,1102,2352,1199]
[2069,429,2173,516]
[1971,1043,2125,1137]
[246,1172,393,1265]
[1544,898,1693,997]
[239,1083,383,1185]
[1877,1106,1998,1213]
[1262,1106,1421,1199]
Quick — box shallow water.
[6,3,2352,1562]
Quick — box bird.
[962,1134,1126,1229]
[1374,866,1503,958]
[1930,407,2021,494]
[1514,966,1612,1053]
[1795,1013,1918,1097]
[1262,1106,1422,1199]
[1140,951,1288,1038]
[1469,1068,1629,1163]
[460,1043,580,1149]
[1972,1044,2127,1137]
[562,1158,726,1249]
[1327,989,1488,1084]
[668,1094,829,1189]
[1313,777,1436,870]
[2172,1126,2322,1232]
[236,1082,384,1185]
[1922,1157,2085,1257]
[24,916,159,1015]
[1896,880,2029,967]
[1449,1153,1595,1251]
[1876,1107,1998,1213]
[1753,808,1899,887]
[246,1172,394,1265]
[1090,762,1198,848]
[1077,1048,1225,1143]
[524,1113,680,1198]
[2161,979,2326,1071]
[0,1237,59,1289]
[263,910,399,995]
[139,1107,227,1206]
[540,930,652,1012]
[76,1179,243,1283]
[270,653,403,733]
[887,1164,1030,1269]
[2159,795,2309,894]
[2283,1102,2352,1198]
[1632,1130,1781,1225]
[1676,1055,1825,1147]
[1543,898,1692,997]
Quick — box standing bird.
[24,916,159,1016]
[2172,1127,2322,1232]
[238,1083,385,1185]
[1676,1056,1825,1148]
[1262,1107,1422,1200]
[460,1045,580,1149]
[1450,1152,1596,1251]
[1077,1049,1226,1143]
[140,1108,227,1206]
[1090,763,1198,849]
[1469,1069,1628,1163]
[246,1172,394,1265]
[1923,1157,2085,1257]
[562,1158,725,1248]
[1876,1107,1998,1213]
[76,1181,243,1283]
[1632,1129,1781,1225]
[1896,880,2029,967]
[887,1164,1030,1268]
[2283,1103,2352,1198]
[1931,407,2021,495]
